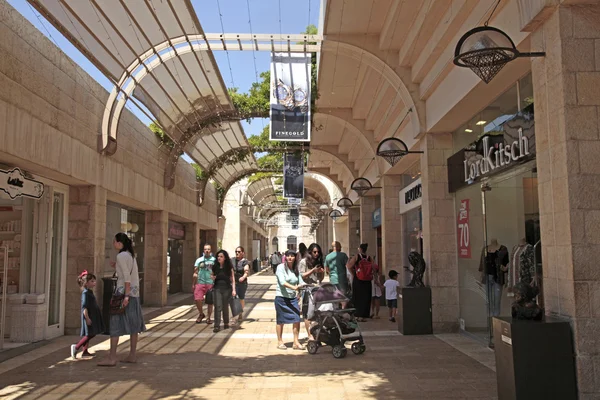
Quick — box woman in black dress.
[71,271,105,359]
[347,243,373,321]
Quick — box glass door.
[482,162,540,346]
[46,190,66,337]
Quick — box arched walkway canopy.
[30,0,258,187]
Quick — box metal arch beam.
[319,39,423,139]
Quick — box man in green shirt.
[325,241,349,295]
[193,244,216,324]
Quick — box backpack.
[356,254,374,281]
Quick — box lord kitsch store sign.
[447,113,536,193]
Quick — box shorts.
[387,299,398,309]
[236,282,248,300]
[194,283,213,301]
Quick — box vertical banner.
[270,52,311,141]
[283,153,304,199]
[457,199,471,258]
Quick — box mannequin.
[479,238,509,317]
[508,238,529,295]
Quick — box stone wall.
[420,133,459,333]
[144,211,168,306]
[66,186,106,334]
[531,3,600,396]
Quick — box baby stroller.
[302,283,366,358]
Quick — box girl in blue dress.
[71,271,105,359]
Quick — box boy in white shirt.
[384,270,401,322]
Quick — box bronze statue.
[405,251,426,288]
[511,282,543,320]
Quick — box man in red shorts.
[193,244,216,324]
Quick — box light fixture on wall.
[453,1,545,84]
[350,178,381,197]
[376,138,424,167]
[465,128,473,133]
[337,197,356,210]
[329,209,343,222]
[475,120,487,126]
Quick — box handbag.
[205,288,214,305]
[229,296,243,317]
[109,256,134,315]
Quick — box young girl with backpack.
[71,271,105,359]
[347,243,375,321]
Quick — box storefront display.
[0,169,68,344]
[399,170,423,285]
[448,73,541,346]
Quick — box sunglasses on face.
[312,250,319,254]
[235,251,242,253]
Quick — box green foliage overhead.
[229,70,270,122]
[150,122,175,149]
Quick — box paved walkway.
[0,272,498,399]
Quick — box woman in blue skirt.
[275,250,306,350]
[98,233,146,366]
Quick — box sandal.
[277,344,288,350]
[196,313,205,324]
[206,319,213,325]
[292,345,306,351]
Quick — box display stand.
[493,316,577,400]
[397,286,432,335]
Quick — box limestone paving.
[0,272,498,400]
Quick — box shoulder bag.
[109,255,134,315]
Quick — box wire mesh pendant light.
[329,209,343,221]
[351,178,380,197]
[376,138,423,167]
[453,26,545,84]
[337,197,354,209]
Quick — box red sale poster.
[457,199,471,258]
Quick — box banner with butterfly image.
[270,52,311,142]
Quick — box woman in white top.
[98,233,146,366]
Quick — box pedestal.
[10,304,47,342]
[397,286,432,335]
[493,316,577,400]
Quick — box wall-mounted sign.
[372,208,382,228]
[283,153,304,199]
[447,113,535,193]
[457,199,471,258]
[168,221,185,240]
[399,178,422,214]
[0,168,44,200]
[288,198,301,205]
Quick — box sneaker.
[391,317,396,323]
[70,344,77,360]
[223,325,230,330]
[213,327,220,333]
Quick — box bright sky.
[7,0,319,142]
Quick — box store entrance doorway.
[168,239,183,294]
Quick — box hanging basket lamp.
[376,138,423,167]
[337,197,355,209]
[329,209,343,222]
[453,26,544,84]
[350,177,381,197]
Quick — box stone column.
[66,186,106,334]
[360,196,378,256]
[333,219,349,252]
[381,175,404,275]
[144,210,168,307]
[222,203,241,253]
[182,222,199,293]
[420,132,458,333]
[347,207,361,256]
[531,4,600,394]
